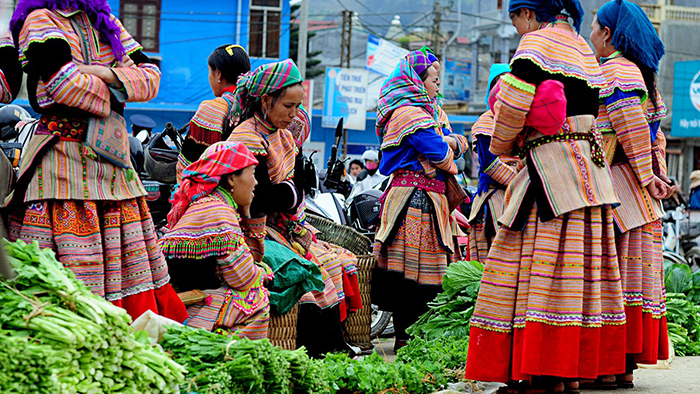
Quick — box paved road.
[373,338,699,393]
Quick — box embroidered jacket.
[12,9,160,203]
[597,56,667,232]
[160,188,272,331]
[491,20,619,228]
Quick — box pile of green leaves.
[323,352,427,394]
[665,260,700,304]
[407,260,484,340]
[0,239,186,393]
[666,293,700,356]
[396,336,471,391]
[161,325,328,394]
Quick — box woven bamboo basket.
[342,254,376,350]
[268,303,299,350]
[305,213,371,257]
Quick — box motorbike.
[662,205,700,271]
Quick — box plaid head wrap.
[597,0,664,72]
[376,50,436,137]
[168,141,258,227]
[508,0,584,33]
[232,59,303,120]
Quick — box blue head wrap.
[485,63,511,109]
[508,0,585,33]
[597,0,664,72]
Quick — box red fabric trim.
[466,322,626,383]
[110,284,188,323]
[220,85,237,95]
[625,305,669,364]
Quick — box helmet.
[144,132,178,184]
[361,150,379,162]
[0,105,31,140]
[348,188,382,233]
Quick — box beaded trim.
[520,129,605,167]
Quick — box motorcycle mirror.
[136,129,150,144]
[335,118,344,139]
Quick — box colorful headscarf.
[419,45,439,65]
[508,0,584,33]
[376,51,435,137]
[168,141,258,227]
[597,0,664,72]
[232,59,303,120]
[485,63,510,109]
[10,0,126,59]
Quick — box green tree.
[290,4,324,79]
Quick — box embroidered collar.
[253,112,277,134]
[601,50,623,64]
[220,85,237,96]
[212,186,238,210]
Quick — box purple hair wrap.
[10,0,126,59]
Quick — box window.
[497,0,503,10]
[120,0,161,52]
[249,0,282,58]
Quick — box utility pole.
[339,10,352,158]
[297,0,309,78]
[431,1,443,59]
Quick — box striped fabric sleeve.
[241,215,267,263]
[44,61,111,117]
[444,131,469,159]
[484,156,518,186]
[490,73,536,156]
[406,129,457,173]
[0,70,10,104]
[216,242,267,293]
[110,62,161,102]
[652,127,667,177]
[604,89,655,187]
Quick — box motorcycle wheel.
[370,304,392,339]
[684,246,700,273]
[664,250,688,267]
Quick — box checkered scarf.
[168,141,258,227]
[376,51,436,137]
[232,59,303,120]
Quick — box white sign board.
[366,34,409,77]
[322,67,368,131]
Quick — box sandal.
[578,375,618,390]
[615,373,634,389]
[564,379,580,394]
[524,377,566,394]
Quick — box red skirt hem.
[466,322,626,383]
[111,284,188,323]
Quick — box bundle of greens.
[407,260,484,340]
[0,239,186,393]
[323,352,427,394]
[666,293,700,356]
[396,336,471,387]
[665,260,700,304]
[161,324,329,394]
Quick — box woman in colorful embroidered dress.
[6,0,187,322]
[589,0,671,388]
[464,1,626,392]
[160,141,273,339]
[468,64,519,263]
[227,59,360,357]
[175,44,251,182]
[0,31,22,104]
[372,51,468,352]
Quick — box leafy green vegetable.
[0,239,186,393]
[407,260,484,340]
[162,324,329,394]
[396,336,471,390]
[665,293,700,356]
[323,352,426,394]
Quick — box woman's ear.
[226,174,235,191]
[604,26,612,45]
[261,93,272,112]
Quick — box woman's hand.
[117,55,135,69]
[76,63,123,88]
[646,176,669,200]
[443,136,458,151]
[657,173,676,199]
